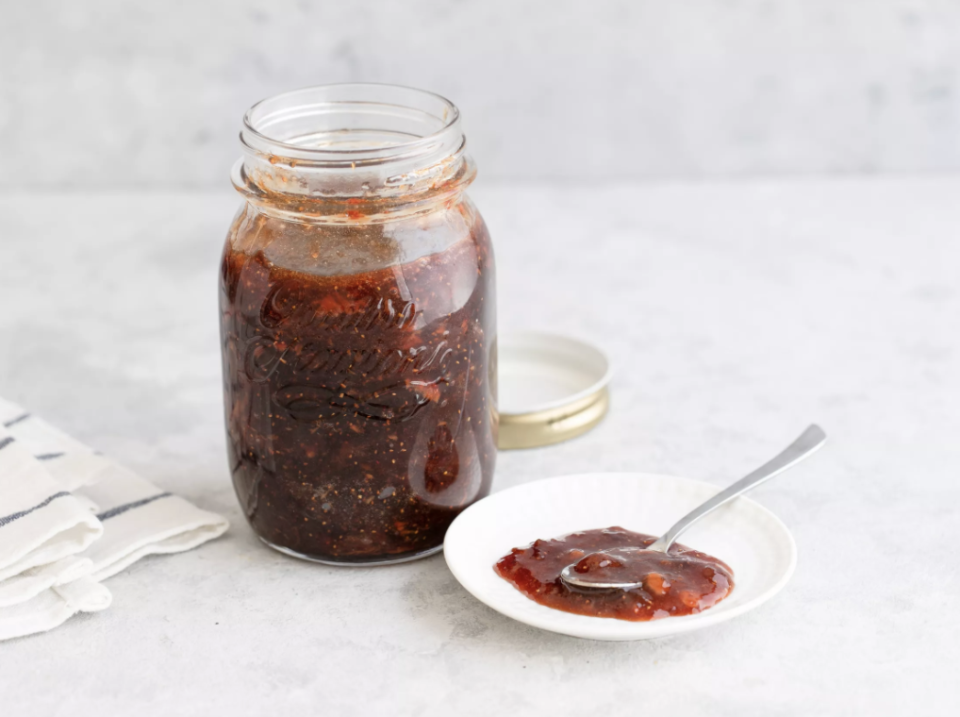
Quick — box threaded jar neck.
[233,84,474,215]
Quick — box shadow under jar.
[219,85,497,565]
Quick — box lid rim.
[498,388,610,451]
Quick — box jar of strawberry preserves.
[219,84,497,565]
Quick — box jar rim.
[241,83,463,168]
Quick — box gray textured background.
[4,0,960,189]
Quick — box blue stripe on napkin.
[0,492,72,529]
[2,413,30,428]
[96,493,172,521]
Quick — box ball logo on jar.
[240,287,459,425]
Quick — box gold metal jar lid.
[497,332,612,450]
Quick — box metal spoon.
[559,424,827,590]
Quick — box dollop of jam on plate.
[495,527,734,621]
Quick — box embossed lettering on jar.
[219,85,497,564]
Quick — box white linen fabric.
[0,398,228,641]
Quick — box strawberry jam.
[495,527,734,621]
[219,204,497,564]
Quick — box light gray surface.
[5,0,960,188]
[0,179,958,714]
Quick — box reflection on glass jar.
[219,84,497,565]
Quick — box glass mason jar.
[219,84,497,565]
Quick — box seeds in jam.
[495,527,734,621]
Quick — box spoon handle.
[648,425,827,552]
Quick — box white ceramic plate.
[444,472,797,641]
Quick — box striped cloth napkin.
[0,398,228,641]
